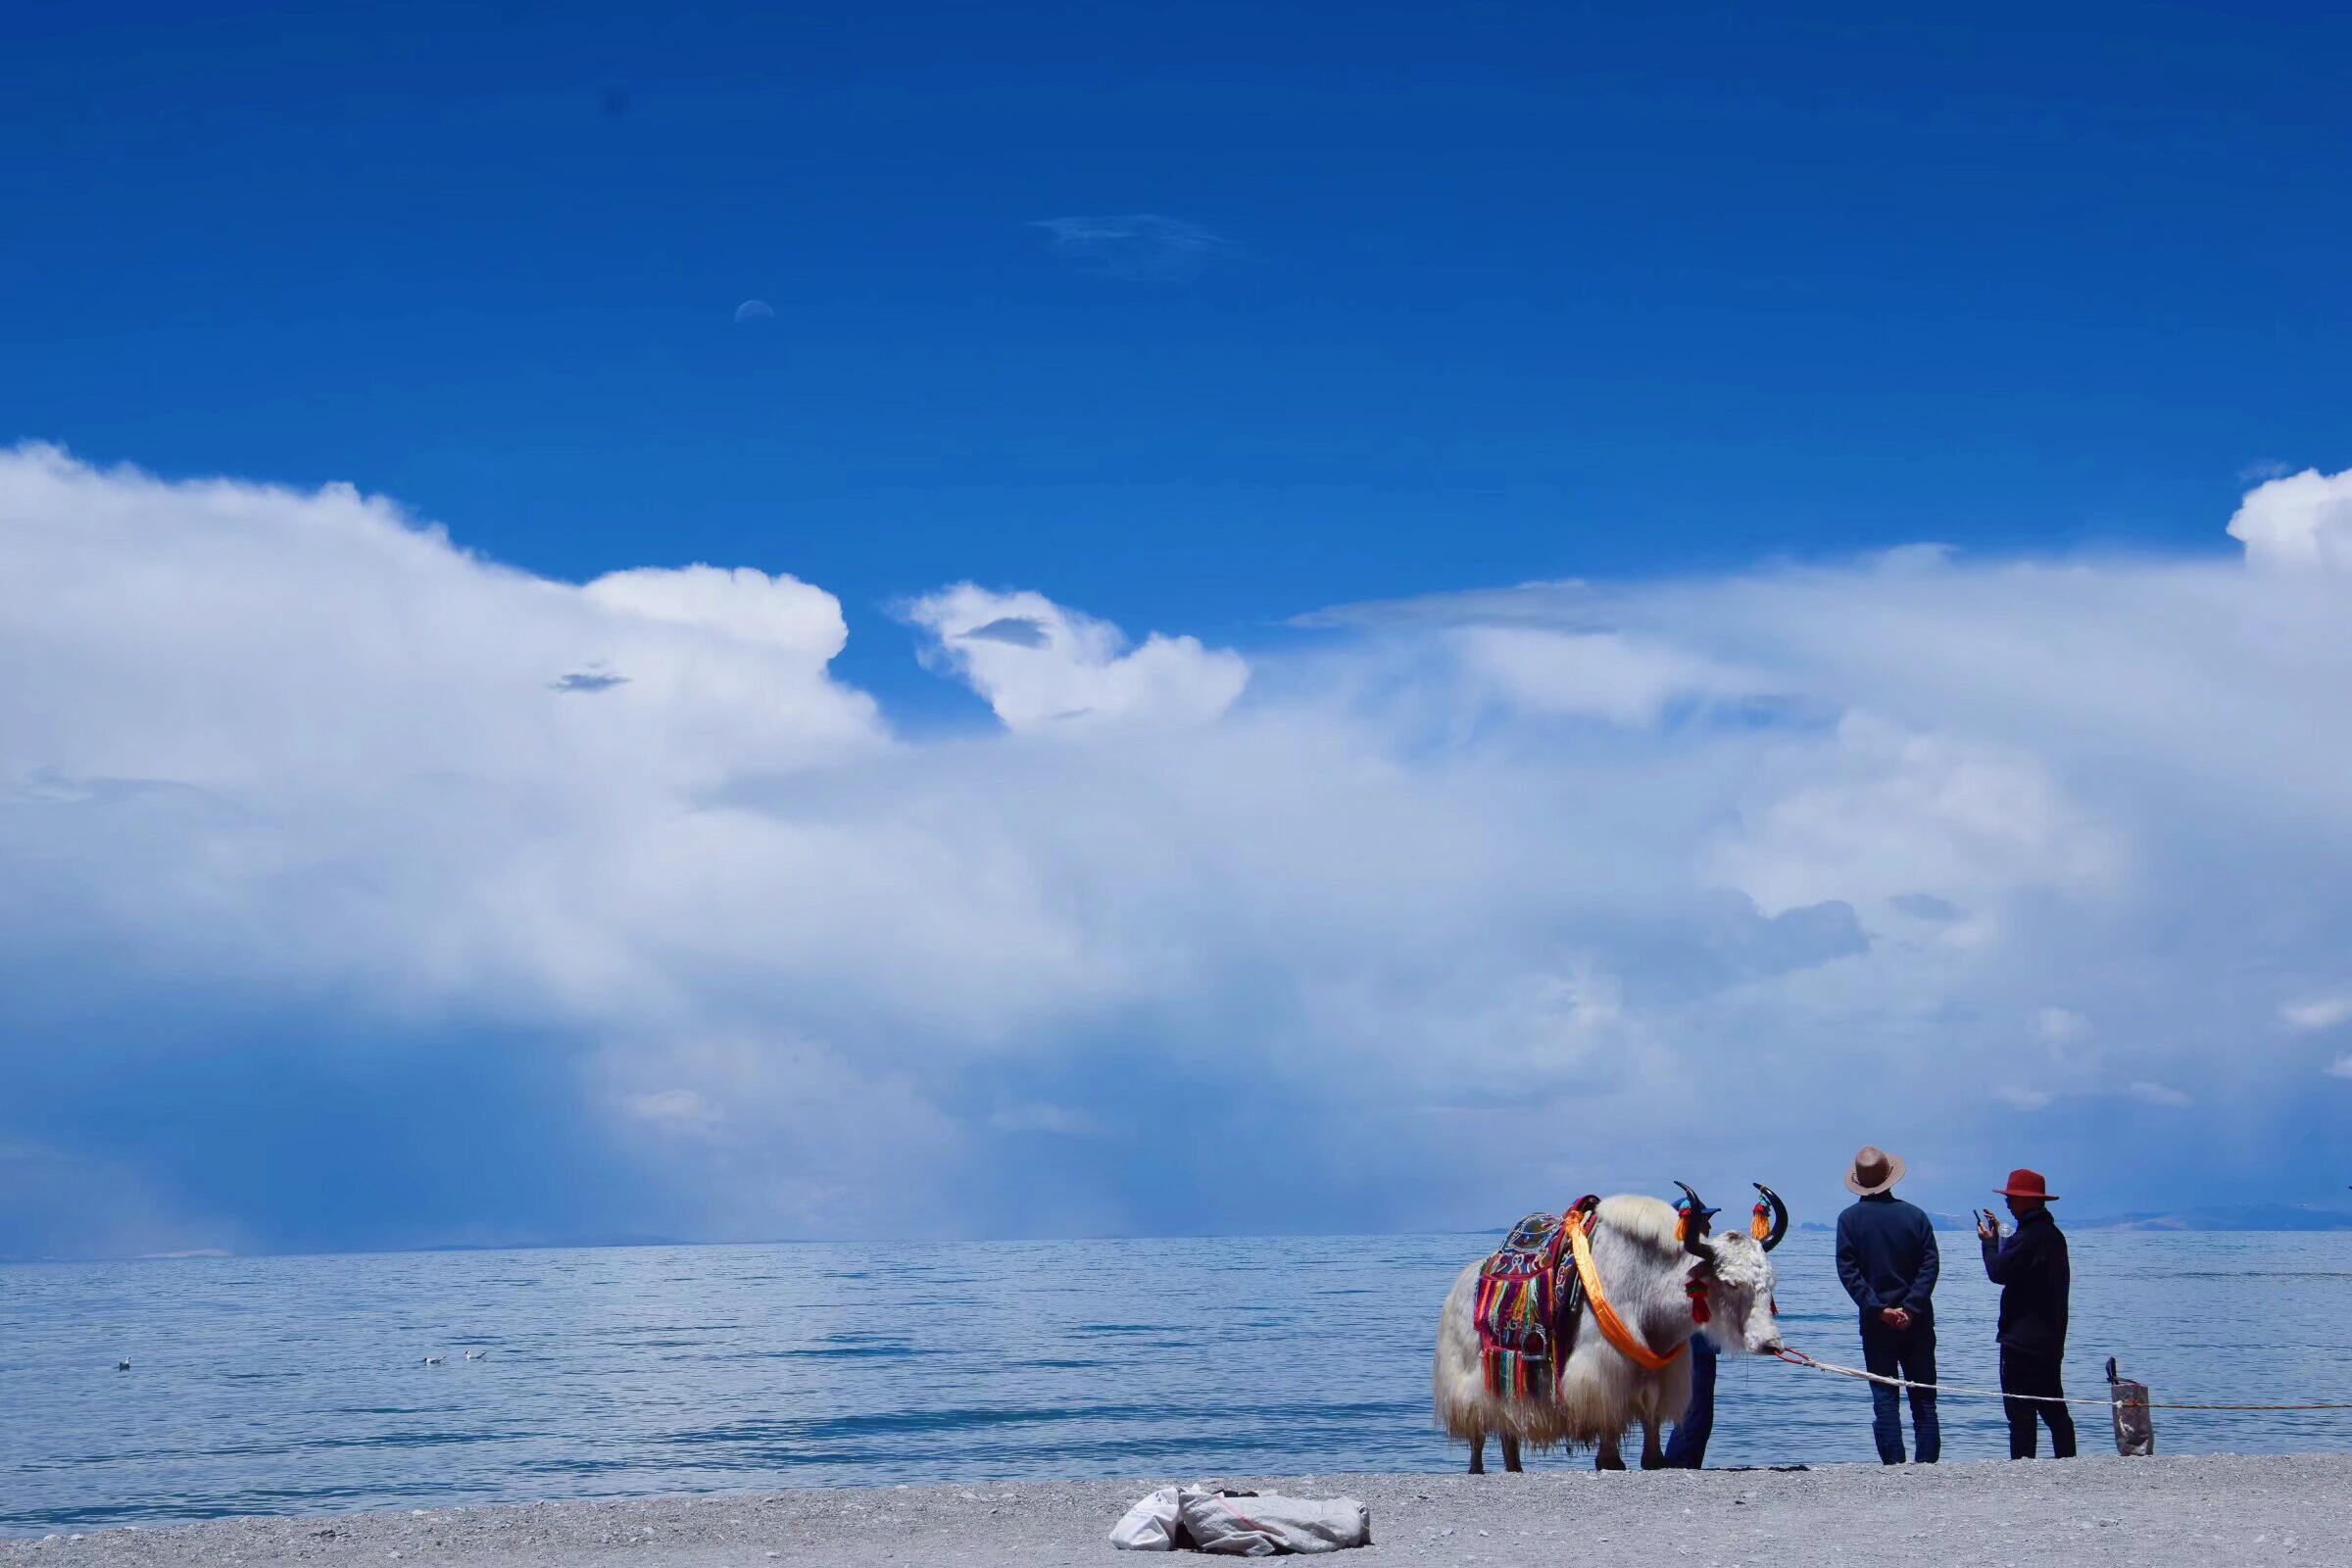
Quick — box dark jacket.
[1836,1193,1939,1329]
[1982,1206,2069,1360]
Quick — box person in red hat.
[1977,1168,2075,1458]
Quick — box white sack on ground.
[1111,1487,1372,1554]
[1109,1488,1184,1550]
[1180,1488,1371,1554]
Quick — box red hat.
[1995,1168,2058,1200]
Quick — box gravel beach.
[4,1452,2338,1566]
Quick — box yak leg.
[1593,1433,1627,1471]
[1468,1432,1486,1475]
[1501,1435,1523,1473]
[1639,1412,1668,1470]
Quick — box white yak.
[1433,1183,1788,1472]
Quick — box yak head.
[1675,1181,1788,1356]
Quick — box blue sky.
[5,2,2352,1256]
[10,2,2349,712]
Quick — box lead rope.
[1775,1348,2352,1411]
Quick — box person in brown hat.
[1835,1146,1940,1464]
[1978,1168,2075,1459]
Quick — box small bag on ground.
[2107,1356,2155,1456]
[1110,1488,1186,1550]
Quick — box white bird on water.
[421,1355,443,1366]
[464,1349,488,1360]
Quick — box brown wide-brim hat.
[1995,1168,2058,1200]
[1844,1145,1906,1196]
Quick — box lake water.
[5,1230,2349,1535]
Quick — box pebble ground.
[2,1451,2337,1566]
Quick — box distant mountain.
[2074,1204,2352,1233]
[3,1234,701,1265]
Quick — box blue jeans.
[1861,1322,1938,1464]
[1663,1334,1716,1468]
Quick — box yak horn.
[1672,1181,1719,1261]
[1751,1182,1789,1251]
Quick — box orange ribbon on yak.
[1564,1208,1685,1373]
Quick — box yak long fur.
[1432,1195,1697,1453]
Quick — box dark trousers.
[1663,1334,1716,1468]
[2000,1349,2077,1458]
[1860,1323,1939,1464]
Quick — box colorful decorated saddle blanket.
[1473,1203,1592,1399]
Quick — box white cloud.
[0,444,886,1028]
[1030,215,1234,281]
[989,1102,1100,1135]
[1706,716,2115,916]
[2036,1008,2091,1044]
[2283,997,2352,1033]
[619,1088,726,1136]
[1450,627,1762,725]
[2329,1055,2352,1081]
[2228,467,2352,573]
[0,445,877,798]
[904,582,1248,731]
[582,564,848,660]
[11,445,2352,1250]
